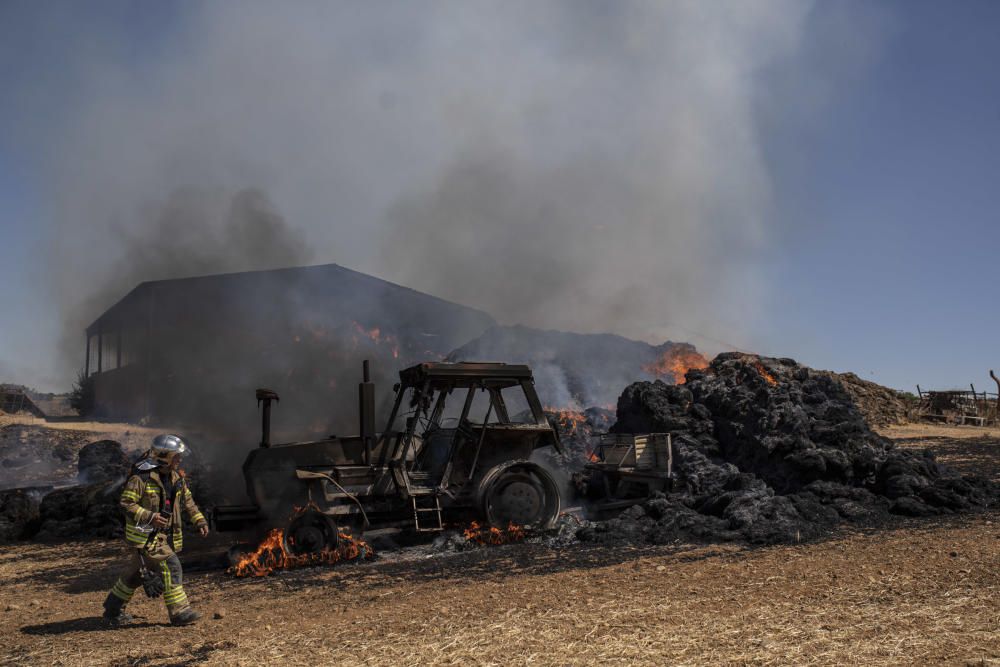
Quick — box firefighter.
[102,434,209,626]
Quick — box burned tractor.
[213,361,563,554]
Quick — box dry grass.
[0,413,162,437]
[0,516,997,666]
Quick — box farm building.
[84,263,496,438]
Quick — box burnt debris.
[579,353,998,546]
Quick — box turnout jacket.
[119,469,207,552]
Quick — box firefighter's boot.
[102,592,134,626]
[170,607,201,626]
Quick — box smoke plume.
[25,1,819,387]
[59,187,312,362]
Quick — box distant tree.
[69,370,95,416]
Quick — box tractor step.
[410,494,443,532]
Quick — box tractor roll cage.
[380,363,562,466]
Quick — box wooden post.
[990,371,1000,421]
[84,333,91,379]
[97,327,103,374]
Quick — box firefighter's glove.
[150,513,170,529]
[141,567,164,599]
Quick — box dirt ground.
[0,422,997,666]
[879,422,1000,481]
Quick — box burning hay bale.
[545,406,615,464]
[579,353,998,546]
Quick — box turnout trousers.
[104,537,192,620]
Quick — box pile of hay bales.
[579,354,997,546]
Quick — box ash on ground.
[578,353,998,546]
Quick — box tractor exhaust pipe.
[256,388,280,448]
[359,360,375,465]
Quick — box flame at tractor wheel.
[229,528,374,578]
[463,521,526,546]
[642,348,710,384]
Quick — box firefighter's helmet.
[136,434,188,471]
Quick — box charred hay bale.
[889,496,940,517]
[682,353,890,493]
[613,382,718,455]
[800,480,888,521]
[723,493,820,544]
[645,496,738,543]
[871,449,995,514]
[670,438,740,498]
[0,488,41,542]
[575,503,655,544]
[33,480,124,541]
[77,440,129,484]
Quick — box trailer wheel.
[283,508,340,555]
[479,461,561,530]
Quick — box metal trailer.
[213,360,564,555]
[578,433,674,513]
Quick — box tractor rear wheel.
[283,508,340,555]
[480,462,561,530]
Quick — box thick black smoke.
[33,2,841,394]
[56,187,313,374]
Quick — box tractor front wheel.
[479,461,561,530]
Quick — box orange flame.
[229,527,374,578]
[352,321,401,359]
[642,348,709,384]
[463,521,526,545]
[545,407,589,432]
[352,321,383,343]
[751,359,778,386]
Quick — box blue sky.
[756,0,1000,391]
[0,1,998,393]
